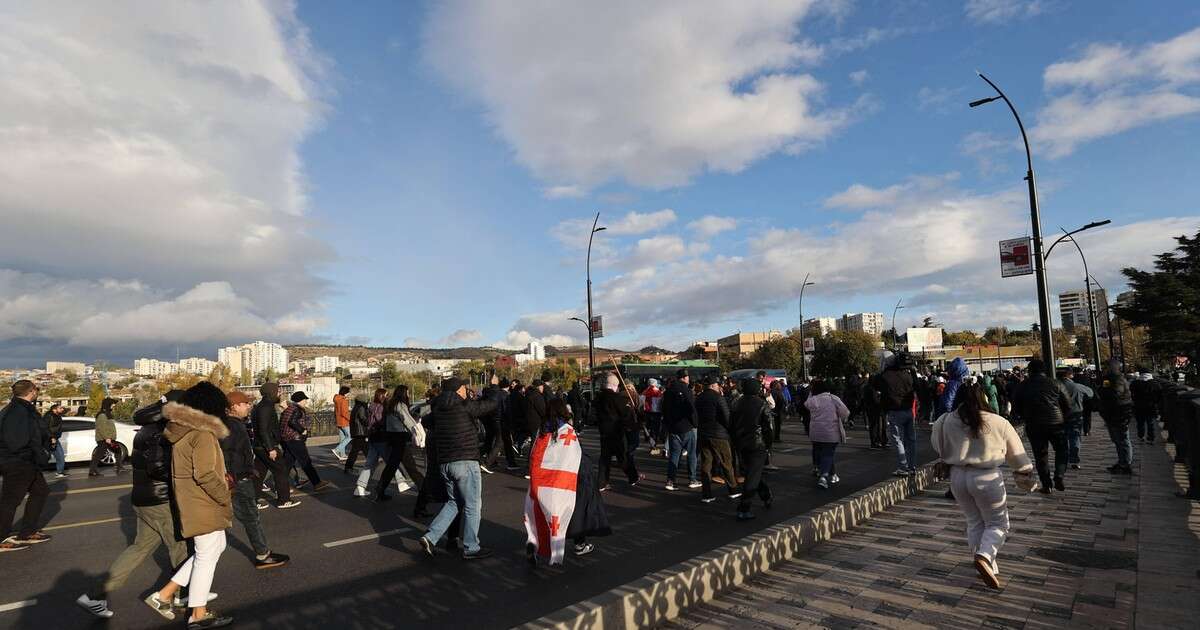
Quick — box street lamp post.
[797,274,815,382]
[1046,220,1111,372]
[891,299,905,350]
[585,213,607,399]
[971,73,1055,368]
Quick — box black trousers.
[480,421,505,468]
[89,441,124,474]
[283,440,321,486]
[254,447,291,504]
[377,433,424,497]
[1027,425,1068,488]
[772,412,783,442]
[344,437,368,473]
[598,435,637,485]
[867,410,888,446]
[736,446,771,513]
[0,461,49,538]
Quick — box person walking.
[806,379,850,490]
[332,385,351,461]
[354,388,391,497]
[1130,372,1161,444]
[43,402,67,478]
[872,352,918,476]
[729,379,773,521]
[932,382,1034,589]
[376,385,425,501]
[418,377,498,559]
[696,377,737,503]
[343,393,371,472]
[478,377,508,474]
[252,383,300,509]
[506,380,527,471]
[662,369,700,491]
[145,382,233,629]
[1058,368,1095,470]
[641,379,665,453]
[595,373,642,491]
[76,392,189,618]
[279,392,329,491]
[89,397,125,477]
[1097,360,1135,475]
[769,380,787,443]
[0,380,52,552]
[222,391,289,570]
[1013,359,1072,493]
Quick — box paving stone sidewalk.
[662,427,1200,630]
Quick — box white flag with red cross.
[523,423,582,565]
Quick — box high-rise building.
[717,331,783,358]
[528,341,545,362]
[218,341,288,380]
[803,317,837,337]
[1058,289,1107,331]
[836,312,887,337]
[313,356,340,374]
[178,357,217,376]
[133,358,178,378]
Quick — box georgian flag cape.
[524,423,582,565]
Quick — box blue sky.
[1,1,1198,365]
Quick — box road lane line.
[49,483,132,496]
[44,516,124,531]
[0,600,36,613]
[322,528,411,548]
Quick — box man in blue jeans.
[871,352,917,476]
[420,377,497,559]
[1058,368,1094,470]
[43,403,67,478]
[663,369,700,490]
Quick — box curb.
[519,463,938,630]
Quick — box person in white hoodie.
[932,382,1035,590]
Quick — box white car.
[52,416,138,466]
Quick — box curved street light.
[891,299,906,350]
[797,274,815,382]
[971,72,1055,368]
[1044,220,1111,372]
[585,214,606,399]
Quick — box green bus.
[616,361,720,387]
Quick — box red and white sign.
[999,237,1034,278]
[523,423,581,565]
[803,337,815,353]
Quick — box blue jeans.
[667,429,698,483]
[1065,417,1083,464]
[51,441,65,474]
[813,442,838,477]
[334,426,351,456]
[1106,421,1133,467]
[423,460,482,554]
[887,410,917,471]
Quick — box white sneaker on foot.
[352,486,368,497]
[664,482,677,491]
[687,481,702,489]
[76,594,113,619]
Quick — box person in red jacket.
[640,379,664,452]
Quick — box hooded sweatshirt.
[162,402,232,538]
[936,358,970,416]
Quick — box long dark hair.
[957,382,988,438]
[390,385,410,409]
[99,397,117,417]
[546,398,572,437]
[372,388,388,405]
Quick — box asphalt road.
[0,418,933,630]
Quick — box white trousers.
[170,530,226,608]
[949,466,1009,569]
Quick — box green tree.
[620,354,644,364]
[207,364,238,391]
[155,371,203,394]
[982,326,1009,345]
[61,368,79,382]
[114,399,138,420]
[811,330,878,378]
[254,367,279,384]
[86,383,106,416]
[45,384,79,399]
[746,334,804,381]
[1118,229,1200,367]
[944,330,982,346]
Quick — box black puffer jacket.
[0,398,47,467]
[349,397,370,438]
[663,380,697,435]
[696,389,731,440]
[730,380,772,451]
[130,401,173,507]
[525,388,548,436]
[43,410,64,440]
[252,384,282,451]
[1098,364,1135,424]
[220,416,256,481]
[431,391,498,464]
[872,367,915,412]
[1014,373,1072,427]
[595,389,635,438]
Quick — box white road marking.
[0,600,36,613]
[44,516,124,531]
[322,527,412,548]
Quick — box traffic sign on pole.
[999,237,1034,277]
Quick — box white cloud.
[608,209,679,235]
[688,215,739,238]
[849,70,870,85]
[424,1,852,191]
[542,185,586,199]
[403,328,484,348]
[549,210,678,265]
[1033,27,1200,157]
[964,0,1045,25]
[825,173,959,209]
[0,2,328,361]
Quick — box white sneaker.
[396,481,413,493]
[687,481,702,489]
[665,482,677,491]
[76,594,113,619]
[331,449,347,461]
[353,486,368,497]
[830,474,840,485]
[173,592,217,608]
[480,464,494,474]
[817,476,829,489]
[55,473,68,479]
[276,500,302,509]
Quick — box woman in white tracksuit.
[932,382,1034,590]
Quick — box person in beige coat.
[143,382,234,629]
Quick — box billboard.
[999,237,1034,277]
[906,327,943,352]
[803,337,815,352]
[590,315,604,338]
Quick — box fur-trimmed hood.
[161,402,230,443]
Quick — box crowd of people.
[0,351,1172,622]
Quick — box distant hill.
[285,344,511,362]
